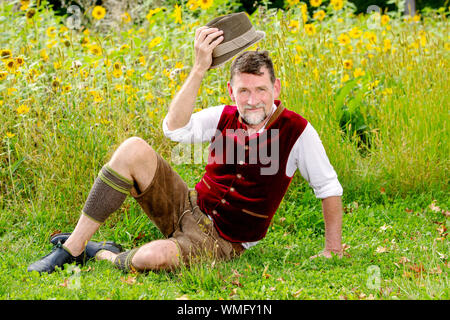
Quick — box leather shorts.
[130,152,245,265]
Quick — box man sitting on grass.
[28,15,343,274]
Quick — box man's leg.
[96,239,180,271]
[28,137,159,273]
[63,137,158,256]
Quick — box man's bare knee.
[109,137,155,173]
[132,240,180,271]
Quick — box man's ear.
[273,78,281,100]
[227,82,236,102]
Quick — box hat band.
[212,27,258,58]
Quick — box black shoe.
[27,243,83,274]
[50,233,123,260]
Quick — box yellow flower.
[288,20,300,33]
[330,0,343,11]
[338,33,351,46]
[349,27,362,39]
[138,56,146,66]
[145,92,154,102]
[198,0,214,10]
[46,26,57,38]
[4,58,16,72]
[381,15,390,25]
[89,44,102,56]
[187,0,199,10]
[92,6,106,20]
[146,8,162,22]
[20,0,30,10]
[173,4,182,24]
[310,0,322,7]
[63,84,72,92]
[0,71,7,80]
[353,68,365,78]
[5,132,15,138]
[175,62,184,69]
[383,39,392,52]
[304,23,316,36]
[17,104,30,115]
[445,43,450,51]
[126,69,134,77]
[287,0,300,6]
[113,69,123,78]
[343,59,353,69]
[90,90,103,103]
[121,12,131,24]
[144,72,153,80]
[341,73,350,83]
[14,57,25,67]
[364,31,377,44]
[148,37,163,49]
[1,49,12,59]
[313,10,326,21]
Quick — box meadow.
[0,0,448,299]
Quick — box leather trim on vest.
[242,209,269,219]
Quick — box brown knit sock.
[113,248,139,272]
[82,165,133,223]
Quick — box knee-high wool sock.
[82,165,133,223]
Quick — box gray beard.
[241,104,268,126]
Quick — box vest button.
[238,160,244,165]
[221,198,226,204]
[212,210,218,215]
[245,145,249,150]
[230,187,235,192]
[236,173,242,179]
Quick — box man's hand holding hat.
[193,27,224,74]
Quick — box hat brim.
[209,30,266,70]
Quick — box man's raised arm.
[165,27,223,131]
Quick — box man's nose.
[247,92,258,106]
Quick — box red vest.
[195,100,308,242]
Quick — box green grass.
[0,1,449,299]
[1,173,448,299]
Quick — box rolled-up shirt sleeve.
[292,123,343,199]
[162,105,225,144]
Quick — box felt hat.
[206,12,265,69]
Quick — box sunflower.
[121,12,131,24]
[89,44,102,56]
[92,6,106,20]
[4,58,16,72]
[310,0,322,7]
[353,68,365,78]
[349,27,362,39]
[198,0,214,10]
[288,20,300,33]
[343,59,353,70]
[330,0,344,11]
[15,56,25,66]
[338,33,351,46]
[17,104,30,115]
[1,49,12,59]
[148,37,162,49]
[46,26,57,38]
[381,15,390,25]
[0,71,7,81]
[304,23,316,36]
[313,10,326,21]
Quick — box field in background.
[0,0,448,299]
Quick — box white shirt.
[162,104,343,248]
